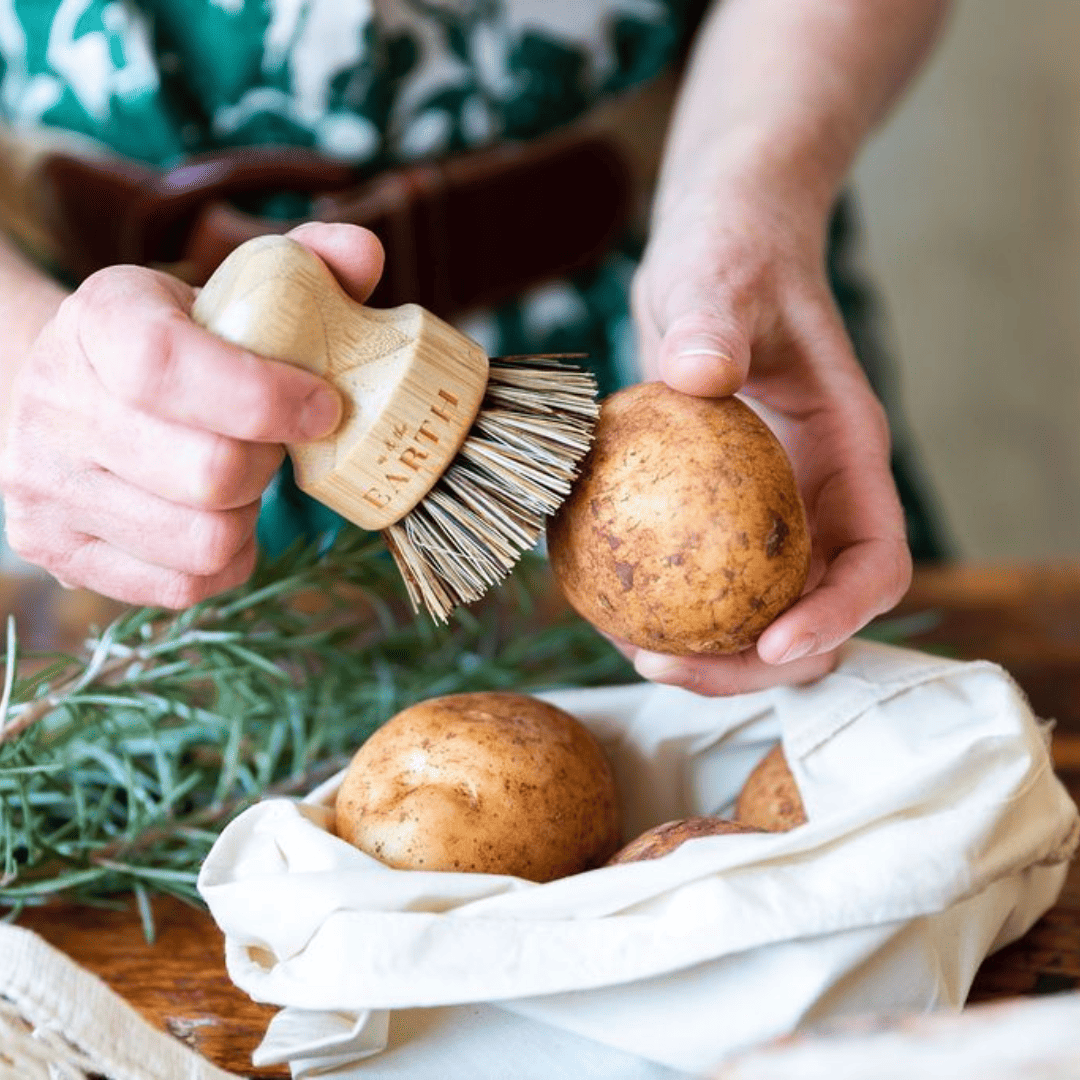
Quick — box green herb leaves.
[1,529,632,923]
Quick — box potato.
[334,691,620,881]
[734,744,807,832]
[607,817,764,864]
[546,382,810,655]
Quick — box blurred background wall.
[853,0,1080,561]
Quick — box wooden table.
[6,563,1080,1075]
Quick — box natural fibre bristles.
[382,356,599,622]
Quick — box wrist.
[653,120,851,250]
[0,241,67,349]
[0,247,67,454]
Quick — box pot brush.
[192,234,599,622]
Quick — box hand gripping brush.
[192,234,599,622]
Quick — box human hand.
[0,222,384,608]
[623,163,912,695]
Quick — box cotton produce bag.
[198,640,1080,1078]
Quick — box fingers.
[600,503,909,697]
[71,223,386,447]
[756,536,913,666]
[66,268,342,444]
[53,535,259,610]
[657,307,753,398]
[754,327,912,664]
[4,452,262,576]
[4,472,262,610]
[612,637,838,696]
[755,399,911,668]
[91,397,286,509]
[633,269,758,397]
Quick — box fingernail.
[773,634,817,665]
[301,388,342,439]
[634,651,686,684]
[677,339,729,361]
[674,342,732,373]
[669,346,735,386]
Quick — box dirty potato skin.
[334,692,620,882]
[734,744,807,832]
[546,382,811,655]
[607,817,764,864]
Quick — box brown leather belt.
[35,121,638,321]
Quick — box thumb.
[657,305,752,399]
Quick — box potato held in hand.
[335,692,620,882]
[547,383,810,655]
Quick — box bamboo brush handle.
[191,235,489,531]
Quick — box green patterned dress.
[0,0,950,561]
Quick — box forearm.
[656,0,951,225]
[0,236,67,451]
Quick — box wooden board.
[18,898,281,1076]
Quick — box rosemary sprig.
[0,528,634,922]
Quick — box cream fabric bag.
[198,641,1080,1078]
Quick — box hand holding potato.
[623,168,911,696]
[608,0,942,696]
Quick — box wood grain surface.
[6,561,1080,1076]
[17,897,281,1076]
[193,235,491,534]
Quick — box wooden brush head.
[192,235,489,530]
